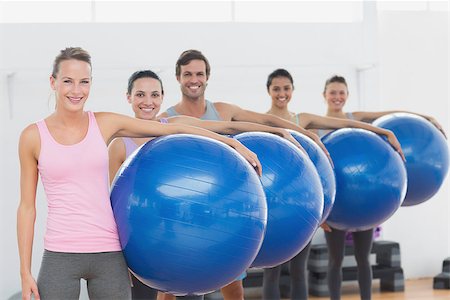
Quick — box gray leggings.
[325,228,374,300]
[262,241,312,300]
[37,250,131,300]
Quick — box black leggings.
[325,228,374,300]
[131,275,204,300]
[131,273,157,300]
[262,241,312,300]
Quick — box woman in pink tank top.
[17,47,266,300]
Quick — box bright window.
[377,0,448,12]
[0,1,93,23]
[235,1,363,23]
[0,0,366,23]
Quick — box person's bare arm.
[17,125,41,300]
[168,115,302,148]
[298,113,405,161]
[108,138,126,185]
[352,110,446,138]
[216,103,331,161]
[157,111,169,119]
[96,112,262,176]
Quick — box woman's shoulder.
[94,111,133,123]
[19,123,41,157]
[93,111,113,119]
[93,111,125,128]
[108,137,126,156]
[348,111,366,120]
[109,136,126,148]
[296,112,315,127]
[20,123,39,140]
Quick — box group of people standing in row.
[18,47,444,300]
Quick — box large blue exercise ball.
[234,132,323,268]
[288,130,336,223]
[322,128,407,231]
[373,113,449,206]
[110,134,267,295]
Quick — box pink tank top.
[36,111,121,253]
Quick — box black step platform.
[308,240,404,296]
[239,240,404,298]
[433,257,450,290]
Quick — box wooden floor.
[306,278,450,300]
[239,277,450,300]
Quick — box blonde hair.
[52,47,91,78]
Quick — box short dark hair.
[127,70,164,95]
[175,49,211,78]
[266,68,294,91]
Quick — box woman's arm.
[352,110,446,138]
[108,138,126,185]
[168,116,302,149]
[215,103,330,160]
[17,125,41,300]
[96,112,262,176]
[299,113,406,161]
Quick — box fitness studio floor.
[306,278,450,300]
[237,278,450,300]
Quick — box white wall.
[0,6,448,299]
[377,10,449,279]
[0,22,366,115]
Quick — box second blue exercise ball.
[373,113,449,206]
[234,132,323,268]
[322,128,407,231]
[288,130,336,223]
[111,134,267,295]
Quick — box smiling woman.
[50,56,91,111]
[17,47,132,300]
[319,74,446,300]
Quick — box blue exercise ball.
[373,113,449,206]
[234,132,323,268]
[322,128,407,231]
[110,134,267,295]
[288,130,336,223]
